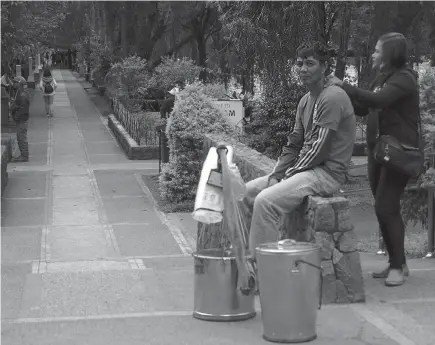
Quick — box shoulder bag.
[373,111,425,177]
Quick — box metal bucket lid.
[256,239,319,254]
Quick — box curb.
[107,114,159,160]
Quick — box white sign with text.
[213,99,244,128]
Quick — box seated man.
[242,41,356,286]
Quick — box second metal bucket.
[192,248,256,321]
[256,239,322,343]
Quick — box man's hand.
[268,177,279,187]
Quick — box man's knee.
[253,189,272,211]
[244,176,269,206]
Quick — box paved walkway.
[2,70,435,345]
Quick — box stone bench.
[198,133,365,304]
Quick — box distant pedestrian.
[1,65,12,94]
[10,76,30,162]
[39,68,57,117]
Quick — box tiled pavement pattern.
[2,70,435,345]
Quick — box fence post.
[426,150,435,258]
[158,129,162,174]
[427,188,434,258]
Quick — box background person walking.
[39,68,57,117]
[10,76,30,162]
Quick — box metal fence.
[356,121,366,142]
[111,97,159,146]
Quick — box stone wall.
[199,133,365,304]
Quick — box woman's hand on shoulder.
[325,74,343,87]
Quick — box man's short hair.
[296,41,332,75]
[296,41,330,62]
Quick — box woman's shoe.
[372,264,409,279]
[385,269,405,287]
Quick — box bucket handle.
[295,259,323,310]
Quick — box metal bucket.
[256,240,322,343]
[192,248,256,321]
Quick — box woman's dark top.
[341,66,420,149]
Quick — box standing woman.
[328,32,420,287]
[39,68,57,117]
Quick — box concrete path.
[2,70,435,345]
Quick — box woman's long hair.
[378,32,409,71]
[370,32,409,89]
[43,68,52,78]
[42,68,53,84]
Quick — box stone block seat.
[282,195,365,304]
[199,133,366,304]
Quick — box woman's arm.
[351,98,369,117]
[341,70,416,109]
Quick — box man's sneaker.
[372,264,409,279]
[12,155,29,162]
[385,269,405,287]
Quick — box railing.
[111,97,159,146]
[356,121,366,142]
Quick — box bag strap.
[416,108,424,150]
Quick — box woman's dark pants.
[367,149,410,269]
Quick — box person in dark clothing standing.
[10,76,30,162]
[327,32,420,287]
[68,49,72,69]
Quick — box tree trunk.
[313,2,327,45]
[120,4,128,57]
[190,40,197,64]
[335,3,352,80]
[196,34,207,82]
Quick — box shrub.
[159,81,236,203]
[89,35,113,81]
[243,79,306,160]
[104,55,150,111]
[148,56,202,92]
[401,66,435,229]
